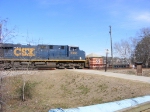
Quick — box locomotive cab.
[68,46,85,60]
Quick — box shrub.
[16,80,38,101]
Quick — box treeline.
[114,27,150,67]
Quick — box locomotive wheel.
[57,63,65,69]
[77,63,84,69]
[67,63,74,69]
[3,61,12,70]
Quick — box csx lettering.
[14,48,35,57]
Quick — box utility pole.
[0,24,2,43]
[109,26,113,68]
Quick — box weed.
[91,98,103,104]
[114,96,122,100]
[127,71,136,75]
[61,84,72,95]
[112,87,118,92]
[47,84,54,89]
[71,78,76,83]
[52,103,68,109]
[78,85,90,95]
[98,84,108,92]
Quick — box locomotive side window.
[49,45,53,49]
[3,47,13,53]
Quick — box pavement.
[70,69,150,84]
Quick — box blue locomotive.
[0,43,85,69]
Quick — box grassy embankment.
[3,70,150,112]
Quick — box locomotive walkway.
[70,69,150,84]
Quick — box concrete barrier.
[48,95,150,112]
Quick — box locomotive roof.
[69,45,79,47]
[0,43,80,48]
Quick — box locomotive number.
[71,52,77,54]
[14,48,35,57]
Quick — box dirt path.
[70,69,150,84]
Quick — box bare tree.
[0,18,17,43]
[113,39,133,63]
[0,18,17,111]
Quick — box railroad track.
[0,67,57,71]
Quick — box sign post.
[135,62,143,76]
[105,49,109,72]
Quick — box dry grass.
[3,70,150,112]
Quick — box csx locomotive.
[0,43,86,69]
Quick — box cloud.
[130,12,150,23]
[117,11,150,30]
[135,12,150,22]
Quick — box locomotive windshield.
[70,47,79,51]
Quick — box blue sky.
[0,0,150,56]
